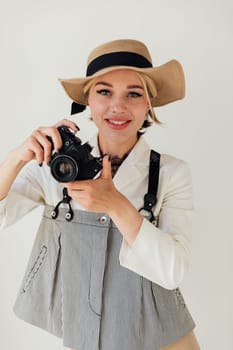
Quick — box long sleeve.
[0,160,62,230]
[119,159,193,290]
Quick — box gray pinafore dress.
[13,205,195,350]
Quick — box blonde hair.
[135,72,162,126]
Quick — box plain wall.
[0,0,232,349]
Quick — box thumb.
[100,155,112,180]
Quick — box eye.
[96,89,111,96]
[128,91,143,98]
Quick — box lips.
[108,119,129,125]
[105,118,131,130]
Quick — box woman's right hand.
[0,118,79,201]
[13,119,79,166]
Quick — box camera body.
[49,125,102,182]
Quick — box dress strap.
[139,150,160,225]
[51,187,74,221]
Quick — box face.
[87,69,149,156]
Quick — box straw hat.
[59,39,185,110]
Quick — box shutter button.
[99,216,107,224]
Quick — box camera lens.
[50,155,79,182]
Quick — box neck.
[97,134,138,158]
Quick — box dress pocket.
[22,245,47,293]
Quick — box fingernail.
[75,124,80,130]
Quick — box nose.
[110,96,127,114]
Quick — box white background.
[0,0,232,349]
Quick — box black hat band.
[86,51,153,77]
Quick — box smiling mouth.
[106,119,130,125]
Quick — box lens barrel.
[50,155,79,182]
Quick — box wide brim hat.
[59,39,185,108]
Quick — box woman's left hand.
[63,155,143,245]
[63,155,121,214]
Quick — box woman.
[0,39,200,349]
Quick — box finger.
[37,126,63,153]
[100,155,112,180]
[68,188,87,199]
[31,129,55,164]
[26,135,45,164]
[62,180,91,191]
[55,118,79,133]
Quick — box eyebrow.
[95,82,144,90]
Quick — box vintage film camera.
[48,125,102,182]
